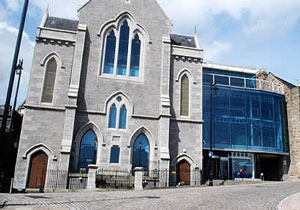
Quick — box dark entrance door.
[27,151,48,189]
[177,160,190,185]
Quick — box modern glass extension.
[202,68,289,181]
[202,68,289,154]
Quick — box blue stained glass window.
[117,21,130,76]
[109,104,117,128]
[110,146,120,163]
[104,31,116,74]
[130,34,141,77]
[132,134,149,171]
[119,105,127,129]
[79,130,97,171]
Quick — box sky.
[0,0,299,106]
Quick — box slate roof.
[170,34,196,48]
[44,17,79,31]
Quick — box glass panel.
[246,78,256,88]
[109,104,117,128]
[215,75,229,86]
[274,96,282,122]
[42,58,57,103]
[231,119,247,146]
[132,134,149,171]
[117,21,130,76]
[215,117,231,147]
[203,73,213,84]
[104,31,116,74]
[130,34,141,77]
[246,92,261,119]
[261,95,274,120]
[247,120,262,146]
[231,157,253,179]
[215,87,230,117]
[180,75,189,116]
[79,130,97,170]
[230,89,246,117]
[262,121,276,148]
[110,146,120,163]
[119,105,127,129]
[230,77,245,87]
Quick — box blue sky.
[0,0,299,105]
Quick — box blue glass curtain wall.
[203,83,287,153]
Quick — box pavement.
[1,181,300,210]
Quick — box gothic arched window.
[132,133,149,171]
[41,58,57,103]
[109,104,117,128]
[104,31,116,74]
[129,34,141,77]
[119,105,127,129]
[101,17,144,79]
[180,74,190,116]
[117,21,130,76]
[79,130,97,171]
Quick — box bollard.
[87,165,98,190]
[134,167,144,190]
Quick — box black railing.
[96,169,134,189]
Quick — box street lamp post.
[10,60,23,132]
[0,0,29,144]
[209,81,218,186]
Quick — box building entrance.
[27,151,48,189]
[259,154,280,181]
[177,160,190,185]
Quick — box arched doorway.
[132,133,149,171]
[78,130,98,172]
[177,160,190,185]
[27,151,48,189]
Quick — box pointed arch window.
[109,104,117,128]
[41,58,57,103]
[79,130,97,171]
[119,105,127,129]
[130,34,141,77]
[104,31,116,74]
[180,74,190,116]
[117,20,130,76]
[132,133,149,171]
[101,17,144,79]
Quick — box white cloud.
[204,41,232,61]
[157,0,300,38]
[0,22,35,105]
[5,0,20,12]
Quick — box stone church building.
[14,0,203,190]
[13,0,298,190]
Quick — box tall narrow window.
[132,134,149,171]
[104,31,116,74]
[110,145,120,163]
[180,75,189,116]
[79,130,97,171]
[130,34,141,77]
[117,21,130,76]
[119,105,127,129]
[109,104,117,128]
[41,58,57,103]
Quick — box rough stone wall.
[256,70,300,179]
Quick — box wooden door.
[27,151,48,189]
[177,160,190,185]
